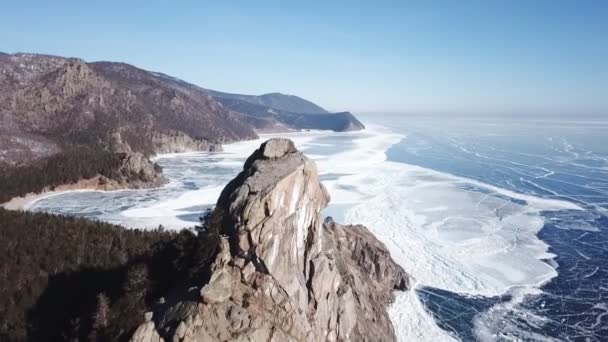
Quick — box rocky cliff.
[131,139,407,342]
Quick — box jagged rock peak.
[259,138,297,158]
[239,138,299,171]
[131,138,407,342]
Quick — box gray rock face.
[322,218,409,341]
[151,131,222,154]
[95,151,164,189]
[131,321,163,342]
[119,152,159,182]
[131,138,407,342]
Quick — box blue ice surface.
[377,114,608,341]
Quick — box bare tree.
[93,293,110,330]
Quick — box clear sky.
[1,0,607,115]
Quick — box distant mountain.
[213,96,365,132]
[121,68,364,133]
[0,52,364,201]
[150,76,365,132]
[208,90,329,114]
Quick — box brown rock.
[130,321,162,342]
[131,138,408,342]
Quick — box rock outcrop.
[131,138,407,342]
[151,131,222,154]
[117,152,162,184]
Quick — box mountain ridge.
[0,52,364,202]
[149,70,365,132]
[207,89,329,114]
[207,91,365,133]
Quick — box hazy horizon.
[2,0,607,115]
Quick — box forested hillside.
[0,208,220,341]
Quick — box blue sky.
[1,0,607,114]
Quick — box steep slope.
[0,53,257,165]
[159,77,365,132]
[210,95,365,132]
[0,53,257,199]
[208,90,329,114]
[131,139,407,341]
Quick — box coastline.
[1,175,166,211]
[2,129,347,212]
[2,191,67,211]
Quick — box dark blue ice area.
[370,114,608,341]
[417,287,504,340]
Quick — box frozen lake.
[30,114,608,341]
